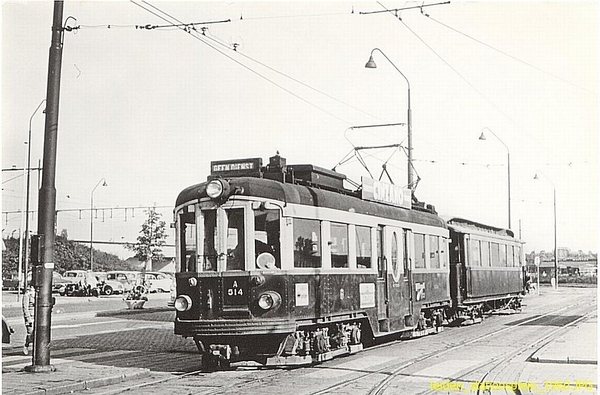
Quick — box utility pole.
[26,0,64,373]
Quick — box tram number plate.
[223,277,248,306]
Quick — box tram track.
[312,300,594,395]
[83,292,595,395]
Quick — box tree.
[124,208,168,271]
[2,237,20,279]
[2,233,126,278]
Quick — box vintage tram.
[446,217,525,322]
[172,154,525,369]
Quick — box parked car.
[62,270,87,283]
[144,272,173,293]
[94,272,125,296]
[52,272,71,293]
[9,271,70,293]
[59,270,87,296]
[2,276,20,291]
[105,271,141,292]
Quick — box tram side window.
[429,235,440,269]
[481,241,490,267]
[293,218,321,268]
[331,223,349,268]
[414,233,426,269]
[355,226,372,268]
[254,209,281,269]
[499,244,507,267]
[491,243,500,266]
[469,239,481,267]
[516,246,523,266]
[226,208,245,271]
[180,208,197,272]
[507,245,514,267]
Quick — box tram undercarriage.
[194,320,365,370]
[446,294,523,327]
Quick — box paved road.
[2,287,597,394]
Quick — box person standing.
[85,271,99,297]
[22,284,35,355]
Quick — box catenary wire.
[132,0,353,125]
[424,15,596,96]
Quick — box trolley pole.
[26,0,64,373]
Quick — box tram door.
[376,226,389,331]
[386,227,413,331]
[377,226,412,332]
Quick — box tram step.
[265,354,313,367]
[400,326,443,339]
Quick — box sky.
[2,1,598,259]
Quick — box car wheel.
[103,286,113,296]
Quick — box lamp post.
[90,178,107,272]
[534,171,558,289]
[24,99,46,291]
[365,48,414,191]
[479,127,511,230]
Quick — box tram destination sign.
[211,158,263,177]
[361,176,411,209]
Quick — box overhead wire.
[67,3,582,187]
[374,2,588,170]
[132,0,354,125]
[2,173,25,184]
[424,15,596,96]
[397,17,521,128]
[68,1,409,175]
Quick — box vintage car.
[105,271,142,292]
[144,271,174,293]
[94,272,125,295]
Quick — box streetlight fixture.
[479,127,511,230]
[365,48,414,192]
[90,178,107,272]
[534,170,558,289]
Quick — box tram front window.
[202,210,217,271]
[226,208,245,270]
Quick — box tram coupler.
[202,344,236,370]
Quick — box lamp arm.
[370,48,410,91]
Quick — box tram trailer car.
[445,217,526,322]
[172,155,526,369]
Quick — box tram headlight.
[174,295,193,312]
[257,291,281,311]
[206,179,230,200]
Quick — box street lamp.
[365,48,414,192]
[534,171,558,289]
[90,178,107,272]
[24,99,46,290]
[479,127,511,230]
